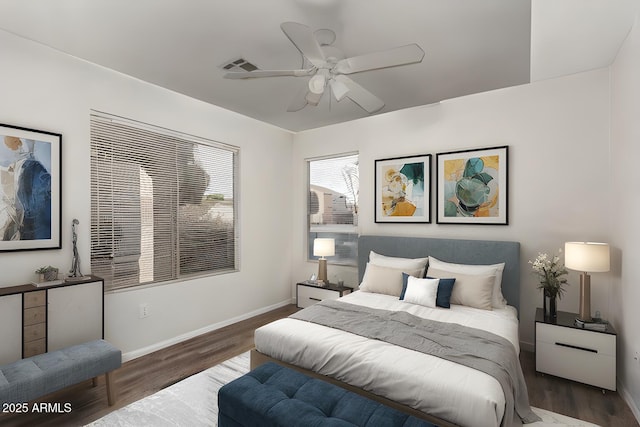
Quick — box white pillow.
[369,251,429,278]
[427,268,494,310]
[428,256,506,308]
[359,263,423,297]
[403,276,439,308]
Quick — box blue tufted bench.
[218,362,437,427]
[0,339,121,406]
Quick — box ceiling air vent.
[221,58,259,72]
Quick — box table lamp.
[564,242,610,322]
[313,238,335,285]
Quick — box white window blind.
[90,113,238,291]
[308,153,359,266]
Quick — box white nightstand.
[535,308,616,391]
[296,281,353,309]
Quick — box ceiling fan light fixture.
[308,74,326,94]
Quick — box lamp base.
[317,258,328,284]
[578,272,592,322]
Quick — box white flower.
[529,250,569,299]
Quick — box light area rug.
[86,352,599,427]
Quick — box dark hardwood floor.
[1,303,637,426]
[521,350,638,426]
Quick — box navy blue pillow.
[428,276,456,309]
[399,272,411,300]
[400,273,456,309]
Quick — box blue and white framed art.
[0,123,62,251]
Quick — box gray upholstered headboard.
[358,235,520,314]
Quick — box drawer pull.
[555,342,597,353]
[309,297,322,302]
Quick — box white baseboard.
[121,298,293,362]
[618,379,640,424]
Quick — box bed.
[253,235,531,427]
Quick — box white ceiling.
[0,0,637,132]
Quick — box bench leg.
[105,371,117,406]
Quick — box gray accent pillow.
[359,263,423,297]
[427,267,495,310]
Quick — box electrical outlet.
[139,303,150,319]
[634,350,639,364]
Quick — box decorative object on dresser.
[69,218,85,278]
[564,241,610,322]
[529,250,568,319]
[535,308,616,392]
[35,265,59,282]
[374,154,431,223]
[0,123,62,252]
[296,281,352,309]
[436,145,508,224]
[313,238,334,284]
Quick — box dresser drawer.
[536,323,615,356]
[24,290,46,308]
[24,306,46,326]
[297,285,344,308]
[24,323,46,342]
[23,338,46,358]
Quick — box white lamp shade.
[313,238,335,257]
[564,242,610,272]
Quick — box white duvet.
[254,291,520,427]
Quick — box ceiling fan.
[223,22,425,114]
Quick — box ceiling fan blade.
[330,78,349,102]
[334,75,384,113]
[224,69,314,79]
[334,43,425,74]
[280,22,326,68]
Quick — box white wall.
[0,29,294,359]
[2,20,637,418]
[292,69,612,352]
[611,13,640,420]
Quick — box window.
[307,153,359,266]
[90,113,238,291]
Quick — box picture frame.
[436,145,508,225]
[375,154,431,223]
[0,123,62,251]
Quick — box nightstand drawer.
[297,286,340,308]
[535,313,617,391]
[536,340,616,391]
[536,323,615,356]
[298,286,340,308]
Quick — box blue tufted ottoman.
[218,362,437,427]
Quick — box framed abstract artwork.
[436,146,508,225]
[0,123,62,251]
[375,154,431,223]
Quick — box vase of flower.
[543,290,557,319]
[530,250,568,320]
